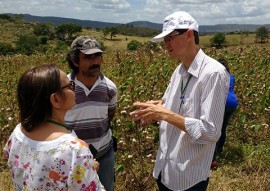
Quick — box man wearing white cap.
[130,11,229,190]
[65,36,117,191]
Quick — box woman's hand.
[93,159,99,171]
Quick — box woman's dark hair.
[217,58,230,73]
[17,64,61,132]
[175,29,199,45]
[66,49,80,74]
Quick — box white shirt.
[153,49,230,190]
[4,124,104,191]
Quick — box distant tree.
[14,14,23,22]
[109,27,118,40]
[33,23,55,39]
[102,27,111,38]
[210,33,226,48]
[0,14,13,21]
[101,27,118,40]
[114,24,160,37]
[55,23,82,43]
[16,35,39,55]
[256,26,269,43]
[39,36,48,44]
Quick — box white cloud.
[0,0,269,24]
[85,0,130,9]
[145,0,159,6]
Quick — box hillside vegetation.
[0,18,269,191]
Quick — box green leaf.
[254,125,262,132]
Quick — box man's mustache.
[89,64,100,70]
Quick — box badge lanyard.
[180,74,192,109]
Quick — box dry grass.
[1,167,269,191]
[209,165,270,191]
[0,170,13,191]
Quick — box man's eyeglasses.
[61,81,75,91]
[164,30,187,44]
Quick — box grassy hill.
[0,18,260,53]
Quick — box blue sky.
[0,0,270,25]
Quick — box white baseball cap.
[152,11,199,42]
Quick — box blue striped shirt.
[153,49,230,190]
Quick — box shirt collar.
[69,72,104,95]
[179,49,205,78]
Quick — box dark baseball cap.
[71,36,103,54]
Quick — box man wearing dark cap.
[65,36,117,191]
[130,11,229,190]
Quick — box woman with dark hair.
[4,64,105,190]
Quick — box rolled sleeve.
[185,71,229,144]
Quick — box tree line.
[0,13,269,55]
[210,26,269,48]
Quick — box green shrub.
[210,33,226,48]
[127,40,142,51]
[39,36,48,44]
[16,35,40,55]
[36,44,48,53]
[53,40,69,52]
[144,41,162,52]
[0,43,16,55]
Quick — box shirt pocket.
[182,98,193,117]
